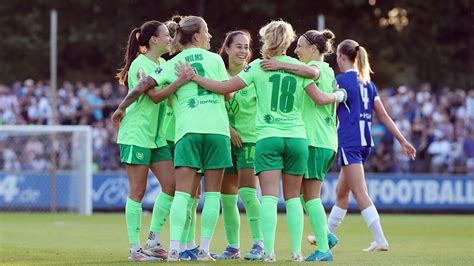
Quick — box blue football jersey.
[336,69,379,147]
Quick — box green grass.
[1,213,473,265]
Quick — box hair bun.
[322,30,335,41]
[171,15,182,24]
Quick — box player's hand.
[111,108,125,128]
[401,141,416,160]
[229,126,243,148]
[334,88,347,103]
[260,58,281,71]
[175,61,195,81]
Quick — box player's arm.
[373,98,416,160]
[192,75,246,94]
[111,77,157,128]
[304,82,346,105]
[260,58,319,79]
[146,63,194,103]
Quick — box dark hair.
[116,21,163,85]
[218,30,252,69]
[166,15,205,54]
[301,29,335,55]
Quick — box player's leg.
[197,134,232,261]
[254,137,284,262]
[282,138,308,262]
[167,134,203,261]
[303,148,337,262]
[179,178,202,261]
[344,162,389,251]
[239,167,264,260]
[120,144,161,261]
[144,146,175,259]
[216,170,241,260]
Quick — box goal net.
[0,125,92,215]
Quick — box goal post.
[0,125,93,215]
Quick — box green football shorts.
[255,137,308,175]
[174,133,232,170]
[305,147,336,181]
[225,143,256,174]
[119,144,172,165]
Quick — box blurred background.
[0,0,472,213]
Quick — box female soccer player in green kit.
[112,15,233,262]
[113,20,190,262]
[260,29,341,261]
[180,20,346,263]
[214,30,264,261]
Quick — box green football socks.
[221,193,240,247]
[306,198,330,252]
[285,197,304,254]
[239,187,263,242]
[261,195,278,254]
[125,198,142,245]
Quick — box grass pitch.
[1,213,473,265]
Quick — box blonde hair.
[259,20,296,59]
[166,15,205,54]
[337,39,373,84]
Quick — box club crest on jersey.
[240,89,248,97]
[187,98,199,109]
[263,114,274,124]
[155,67,163,74]
[243,65,251,72]
[135,152,144,160]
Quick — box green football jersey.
[302,60,338,151]
[225,71,257,143]
[117,54,168,148]
[162,104,175,142]
[149,48,229,142]
[238,56,314,141]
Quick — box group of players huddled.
[111,15,416,262]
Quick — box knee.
[161,183,175,196]
[335,187,350,201]
[129,187,146,202]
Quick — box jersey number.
[359,83,369,110]
[191,62,211,96]
[269,74,297,113]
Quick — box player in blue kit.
[326,39,416,251]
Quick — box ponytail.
[116,28,141,85]
[338,39,373,84]
[116,21,163,85]
[355,46,372,84]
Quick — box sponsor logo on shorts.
[135,152,144,161]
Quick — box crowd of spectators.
[0,79,473,174]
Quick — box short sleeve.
[149,60,173,86]
[237,59,259,86]
[216,56,229,82]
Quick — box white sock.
[179,243,187,253]
[327,205,347,232]
[361,205,388,245]
[130,244,141,253]
[186,241,197,250]
[170,240,180,252]
[200,237,211,253]
[146,231,160,247]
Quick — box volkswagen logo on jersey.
[226,98,240,115]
